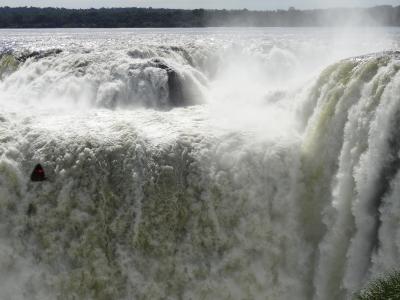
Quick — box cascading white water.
[1,28,400,300]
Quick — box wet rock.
[151,58,197,107]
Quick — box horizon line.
[0,5,397,11]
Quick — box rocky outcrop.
[150,58,202,107]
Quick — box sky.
[0,0,398,10]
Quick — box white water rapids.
[1,28,400,299]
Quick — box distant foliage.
[356,271,400,300]
[0,6,399,28]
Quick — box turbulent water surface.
[1,27,400,300]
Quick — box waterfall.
[0,28,400,299]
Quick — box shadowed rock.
[31,164,47,182]
[151,58,201,107]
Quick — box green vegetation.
[356,271,400,300]
[0,6,399,28]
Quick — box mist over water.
[1,27,400,299]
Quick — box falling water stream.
[1,28,400,300]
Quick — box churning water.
[1,27,400,299]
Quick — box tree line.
[0,6,399,28]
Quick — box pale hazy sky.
[0,0,398,10]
